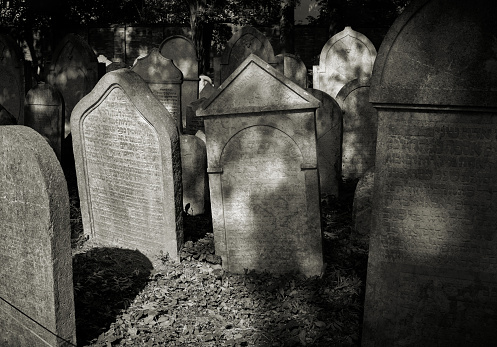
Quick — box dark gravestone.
[0,34,25,124]
[276,53,308,88]
[363,0,497,345]
[198,54,323,276]
[0,126,76,346]
[0,104,17,125]
[71,69,183,262]
[352,167,374,235]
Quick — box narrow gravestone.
[363,0,497,345]
[276,53,308,88]
[47,33,99,138]
[132,48,183,132]
[313,27,376,98]
[71,69,183,262]
[198,54,323,276]
[180,135,208,215]
[336,78,377,180]
[352,167,374,235]
[0,34,25,124]
[24,82,65,160]
[0,126,76,347]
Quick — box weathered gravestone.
[336,78,377,180]
[313,27,376,98]
[0,34,25,124]
[0,104,17,125]
[197,54,323,276]
[24,82,65,160]
[71,69,183,262]
[159,36,199,129]
[352,166,374,235]
[276,53,308,88]
[363,0,497,345]
[47,33,99,138]
[0,126,76,347]
[181,135,208,215]
[132,48,183,131]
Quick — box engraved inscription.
[149,84,180,124]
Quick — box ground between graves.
[69,176,368,347]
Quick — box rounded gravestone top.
[25,82,64,106]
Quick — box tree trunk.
[279,0,295,54]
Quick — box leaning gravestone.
[313,27,376,98]
[0,34,25,124]
[363,0,497,345]
[0,126,76,347]
[71,69,183,262]
[198,54,323,276]
[47,33,99,138]
[336,78,377,180]
[180,135,208,215]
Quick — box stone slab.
[352,167,374,235]
[0,34,25,124]
[180,134,208,215]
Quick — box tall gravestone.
[336,78,377,180]
[181,135,208,215]
[0,34,25,124]
[363,0,497,345]
[159,36,199,130]
[24,82,65,160]
[47,33,99,138]
[276,53,308,88]
[313,27,376,98]
[71,69,183,262]
[0,126,76,347]
[198,54,323,276]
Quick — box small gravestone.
[24,82,65,160]
[313,27,376,98]
[132,48,183,131]
[159,36,199,129]
[0,126,76,347]
[352,167,374,235]
[180,134,208,215]
[47,33,99,138]
[277,53,308,88]
[71,69,183,262]
[0,34,25,124]
[306,88,343,197]
[363,0,497,345]
[198,54,323,276]
[336,78,377,180]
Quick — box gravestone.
[47,33,99,138]
[352,167,374,235]
[276,53,308,88]
[132,48,183,131]
[24,82,65,160]
[363,0,497,345]
[313,27,376,98]
[197,54,323,276]
[0,34,25,124]
[159,35,199,129]
[0,126,76,346]
[180,135,208,215]
[306,88,342,197]
[71,69,183,262]
[336,78,377,180]
[0,104,17,125]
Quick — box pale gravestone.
[0,34,24,124]
[159,36,199,130]
[313,27,376,98]
[363,0,497,345]
[198,54,323,276]
[306,88,342,197]
[71,69,183,262]
[132,48,183,132]
[336,78,377,180]
[0,126,76,347]
[47,33,99,138]
[276,53,308,88]
[352,167,374,235]
[180,135,208,215]
[24,82,65,160]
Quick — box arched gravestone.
[0,34,24,124]
[306,88,343,197]
[71,69,183,262]
[313,27,376,98]
[24,82,65,160]
[159,35,199,130]
[0,126,76,347]
[276,53,308,88]
[336,78,377,180]
[198,54,323,276]
[47,33,99,138]
[363,0,497,345]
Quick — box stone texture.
[276,53,308,88]
[180,134,208,215]
[0,126,76,347]
[336,78,377,180]
[306,88,342,197]
[0,34,25,124]
[24,82,65,160]
[71,69,183,262]
[198,54,323,276]
[363,0,497,345]
[352,167,374,235]
[47,33,99,138]
[313,27,376,98]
